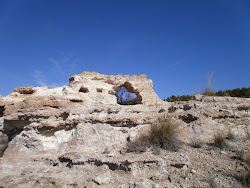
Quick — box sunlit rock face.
[0,72,166,157]
[67,71,164,105]
[0,72,250,187]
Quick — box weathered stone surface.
[0,72,249,187]
[13,86,35,94]
[0,131,8,156]
[68,72,164,105]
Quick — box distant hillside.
[164,87,250,102]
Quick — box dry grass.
[190,139,203,148]
[127,118,183,152]
[203,88,215,96]
[126,139,147,153]
[202,72,215,96]
[214,131,227,148]
[226,128,235,140]
[244,152,250,186]
[143,118,182,151]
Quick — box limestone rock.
[192,94,203,101]
[0,72,249,187]
[13,86,35,94]
[0,131,8,156]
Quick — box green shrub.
[216,87,250,98]
[164,95,192,102]
[164,87,250,102]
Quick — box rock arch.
[68,72,164,105]
[115,82,142,105]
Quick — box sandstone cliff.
[0,72,249,187]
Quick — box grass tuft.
[244,152,250,186]
[127,118,183,152]
[214,131,227,148]
[190,139,203,148]
[225,126,235,140]
[202,72,215,96]
[126,139,147,153]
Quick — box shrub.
[202,72,215,96]
[214,131,227,148]
[190,139,203,148]
[235,150,244,161]
[127,118,183,152]
[143,118,182,151]
[244,152,250,186]
[226,127,235,140]
[126,139,147,153]
[164,95,192,102]
[203,88,215,96]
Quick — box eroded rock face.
[13,86,35,94]
[0,72,166,158]
[0,72,249,187]
[68,72,164,105]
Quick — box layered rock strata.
[0,72,249,187]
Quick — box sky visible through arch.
[0,0,249,99]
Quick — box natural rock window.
[115,82,142,105]
[79,87,89,93]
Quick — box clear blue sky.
[0,0,249,99]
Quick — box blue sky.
[0,0,249,99]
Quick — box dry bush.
[244,152,250,186]
[226,128,235,140]
[203,88,215,96]
[126,139,147,153]
[202,72,215,96]
[127,118,183,152]
[214,131,227,148]
[143,118,182,151]
[235,150,244,161]
[244,126,250,140]
[225,126,235,140]
[207,177,217,188]
[190,138,203,148]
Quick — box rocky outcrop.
[0,72,249,187]
[13,86,35,94]
[5,71,163,106]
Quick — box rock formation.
[0,72,249,187]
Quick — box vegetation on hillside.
[164,87,250,102]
